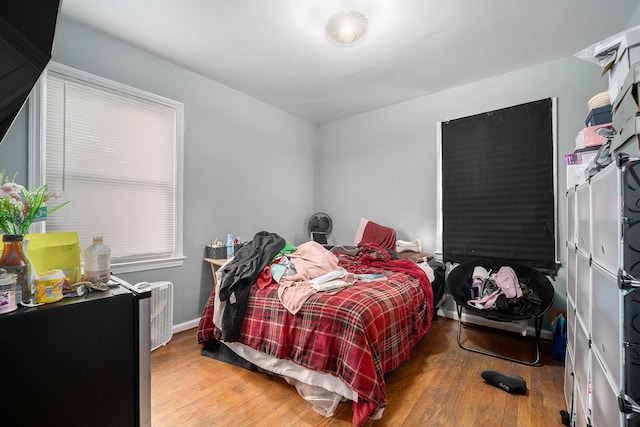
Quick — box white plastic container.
[84,237,111,283]
[34,269,65,304]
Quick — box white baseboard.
[438,306,553,341]
[172,318,199,334]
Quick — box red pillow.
[354,217,397,249]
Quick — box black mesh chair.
[446,259,555,366]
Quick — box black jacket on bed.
[218,231,286,342]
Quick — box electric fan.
[144,281,174,351]
[307,212,333,239]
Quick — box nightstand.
[204,258,226,285]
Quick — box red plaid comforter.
[197,246,434,426]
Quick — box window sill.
[111,256,186,274]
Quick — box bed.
[197,224,436,426]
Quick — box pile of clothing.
[466,265,542,315]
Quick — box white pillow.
[396,239,422,253]
[353,217,369,246]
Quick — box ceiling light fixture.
[326,10,368,46]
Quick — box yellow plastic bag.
[24,232,82,283]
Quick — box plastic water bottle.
[226,234,234,258]
[84,237,111,283]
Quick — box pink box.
[583,123,613,147]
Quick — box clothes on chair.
[447,259,555,365]
[467,266,541,314]
[448,259,555,322]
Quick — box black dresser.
[0,283,151,426]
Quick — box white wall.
[316,55,609,313]
[0,18,318,326]
[630,5,640,27]
[316,12,640,317]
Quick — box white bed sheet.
[214,263,358,416]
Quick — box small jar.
[0,269,18,314]
[34,269,65,304]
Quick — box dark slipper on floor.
[481,369,527,395]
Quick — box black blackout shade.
[441,98,558,274]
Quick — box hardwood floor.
[151,317,567,426]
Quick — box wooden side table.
[204,258,226,286]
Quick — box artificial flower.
[0,170,69,235]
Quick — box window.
[437,98,559,274]
[31,62,184,273]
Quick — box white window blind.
[37,64,184,271]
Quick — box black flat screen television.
[0,0,61,144]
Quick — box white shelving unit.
[565,159,640,426]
